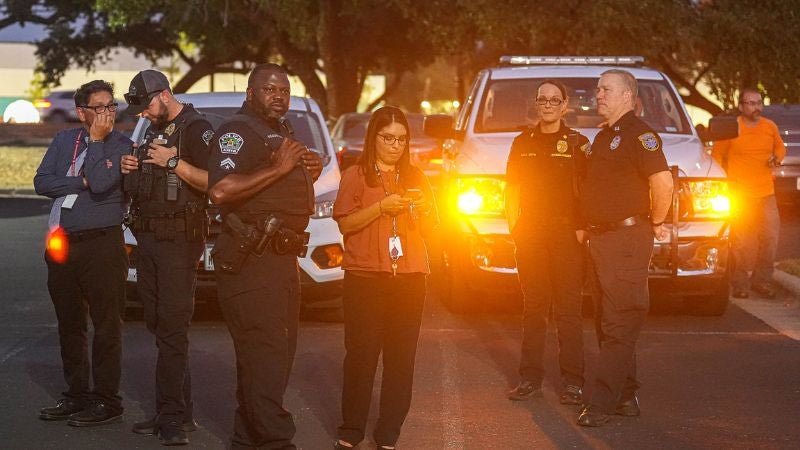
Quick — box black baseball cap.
[124,70,170,115]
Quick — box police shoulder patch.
[219,132,244,154]
[638,132,660,152]
[202,129,214,146]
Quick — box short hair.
[248,63,289,87]
[74,80,114,107]
[601,69,638,104]
[738,87,762,105]
[537,79,568,99]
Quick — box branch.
[171,61,250,93]
[172,44,196,66]
[657,56,723,115]
[365,71,405,112]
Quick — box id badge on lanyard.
[376,164,402,276]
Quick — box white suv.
[124,93,344,313]
[425,56,735,315]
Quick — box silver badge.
[202,129,214,146]
[610,135,621,150]
[219,132,244,154]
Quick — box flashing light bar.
[499,56,645,66]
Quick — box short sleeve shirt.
[506,122,589,225]
[580,111,669,224]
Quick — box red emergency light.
[46,227,69,264]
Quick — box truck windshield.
[475,77,691,135]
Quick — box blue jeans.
[731,195,781,289]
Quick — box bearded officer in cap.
[207,63,322,450]
[120,69,214,445]
[577,69,673,427]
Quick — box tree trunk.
[318,0,363,118]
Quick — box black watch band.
[167,156,179,170]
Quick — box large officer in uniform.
[207,63,322,450]
[577,69,673,427]
[505,80,588,406]
[121,70,214,445]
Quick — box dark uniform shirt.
[137,104,213,216]
[506,122,589,227]
[34,128,132,232]
[208,101,313,233]
[580,111,669,225]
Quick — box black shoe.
[577,406,610,427]
[159,421,189,446]
[66,401,122,427]
[615,396,641,417]
[39,398,85,421]
[559,385,583,405]
[333,440,355,450]
[751,283,776,299]
[507,380,542,401]
[133,415,198,435]
[732,289,749,299]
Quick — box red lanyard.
[70,130,84,177]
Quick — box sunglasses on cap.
[124,90,163,106]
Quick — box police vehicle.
[425,56,736,315]
[124,93,344,314]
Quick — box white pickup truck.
[425,56,737,315]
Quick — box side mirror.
[424,114,455,140]
[700,115,739,142]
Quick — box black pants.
[217,250,300,450]
[338,272,426,447]
[135,232,203,424]
[45,228,127,411]
[587,221,653,413]
[514,224,584,388]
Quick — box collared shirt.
[34,127,132,233]
[506,122,589,226]
[580,111,669,224]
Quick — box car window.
[343,116,369,139]
[456,72,484,132]
[475,77,691,134]
[762,107,800,146]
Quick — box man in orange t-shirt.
[712,88,786,299]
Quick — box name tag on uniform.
[389,236,404,258]
[61,194,78,209]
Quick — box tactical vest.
[128,105,207,216]
[227,113,314,229]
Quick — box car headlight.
[686,180,730,218]
[313,189,337,219]
[453,177,506,216]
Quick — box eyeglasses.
[377,134,408,145]
[741,100,764,107]
[535,97,564,106]
[80,103,119,114]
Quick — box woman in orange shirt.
[333,106,437,450]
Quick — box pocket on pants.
[614,267,649,311]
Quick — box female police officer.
[505,79,589,406]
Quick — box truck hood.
[453,131,725,178]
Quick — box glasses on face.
[81,103,119,114]
[535,97,564,106]
[741,100,764,107]
[377,133,408,145]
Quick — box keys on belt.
[586,215,645,234]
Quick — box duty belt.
[586,215,645,234]
[224,213,309,257]
[138,212,187,233]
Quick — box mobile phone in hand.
[406,188,423,201]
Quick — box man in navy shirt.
[34,80,132,427]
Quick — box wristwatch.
[166,156,179,171]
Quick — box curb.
[773,270,800,298]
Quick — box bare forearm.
[649,171,674,223]
[337,201,383,235]
[175,161,208,191]
[209,165,287,204]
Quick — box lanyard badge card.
[389,235,403,276]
